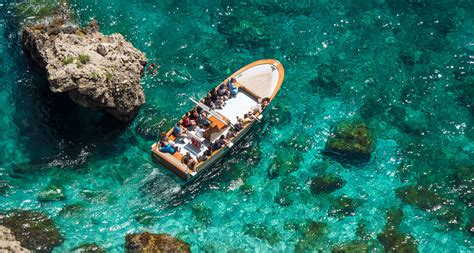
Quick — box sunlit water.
[0,0,473,252]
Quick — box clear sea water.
[1,0,473,252]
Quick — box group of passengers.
[204,78,239,109]
[155,76,271,171]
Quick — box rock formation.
[22,16,147,121]
[0,210,64,252]
[324,122,374,162]
[124,232,190,253]
[0,226,31,253]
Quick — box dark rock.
[192,203,212,226]
[396,185,446,212]
[71,243,107,253]
[37,184,66,202]
[274,191,293,206]
[291,221,328,252]
[310,175,346,195]
[331,241,370,253]
[0,210,64,252]
[309,64,342,96]
[360,97,385,119]
[267,146,302,179]
[324,122,374,162]
[377,208,418,253]
[124,232,190,253]
[22,17,147,122]
[329,196,358,218]
[243,224,279,245]
[239,184,254,195]
[59,203,85,218]
[452,165,474,207]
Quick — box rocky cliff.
[22,18,147,121]
[0,226,31,253]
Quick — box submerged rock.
[22,17,147,122]
[37,184,66,202]
[331,240,370,253]
[0,225,31,253]
[309,64,342,96]
[0,210,64,252]
[329,196,358,219]
[377,208,418,253]
[289,220,328,252]
[324,122,374,162]
[191,203,213,226]
[71,243,106,253]
[134,210,159,226]
[59,203,86,218]
[309,175,346,195]
[124,232,190,253]
[267,145,302,179]
[396,185,446,212]
[244,224,280,245]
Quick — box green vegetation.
[105,72,113,82]
[61,55,74,65]
[91,72,100,80]
[77,54,91,65]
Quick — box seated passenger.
[227,78,239,95]
[233,118,244,131]
[242,113,255,124]
[217,84,230,100]
[215,96,225,109]
[198,111,211,128]
[156,135,178,154]
[173,123,187,138]
[262,97,270,108]
[204,95,215,109]
[181,113,195,130]
[251,98,263,114]
[226,129,237,138]
[181,152,197,170]
[212,135,229,150]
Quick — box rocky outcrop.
[309,175,346,195]
[0,210,64,252]
[324,122,374,162]
[37,184,66,202]
[0,226,31,253]
[124,232,190,253]
[22,18,147,121]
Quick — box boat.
[151,59,285,181]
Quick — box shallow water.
[0,0,473,252]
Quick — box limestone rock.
[124,232,190,253]
[22,19,147,122]
[0,210,64,252]
[0,226,31,253]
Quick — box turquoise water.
[1,0,473,252]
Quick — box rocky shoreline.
[21,10,147,121]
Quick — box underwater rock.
[267,146,302,179]
[274,191,293,206]
[360,97,386,120]
[239,184,254,195]
[80,189,117,204]
[243,224,279,245]
[22,16,147,122]
[331,240,370,253]
[0,180,10,195]
[290,220,328,252]
[134,210,159,226]
[71,243,106,253]
[309,64,342,96]
[0,210,64,252]
[0,225,31,253]
[124,232,190,253]
[452,165,474,207]
[59,204,86,218]
[377,208,418,253]
[191,203,213,226]
[309,175,346,195]
[329,196,358,219]
[37,184,66,202]
[324,122,374,162]
[396,185,446,212]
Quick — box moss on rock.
[0,210,64,252]
[377,208,418,253]
[324,122,374,162]
[310,175,346,195]
[125,232,190,253]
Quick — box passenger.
[181,113,195,130]
[204,95,215,109]
[156,135,178,154]
[190,108,199,121]
[251,98,263,114]
[233,118,244,131]
[262,97,270,108]
[227,78,239,96]
[173,123,187,138]
[198,111,211,128]
[181,152,197,170]
[226,128,237,138]
[217,84,230,100]
[242,113,255,124]
[215,96,225,109]
[212,135,229,150]
[210,90,218,103]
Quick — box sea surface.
[0,0,473,252]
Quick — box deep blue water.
[0,0,473,252]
